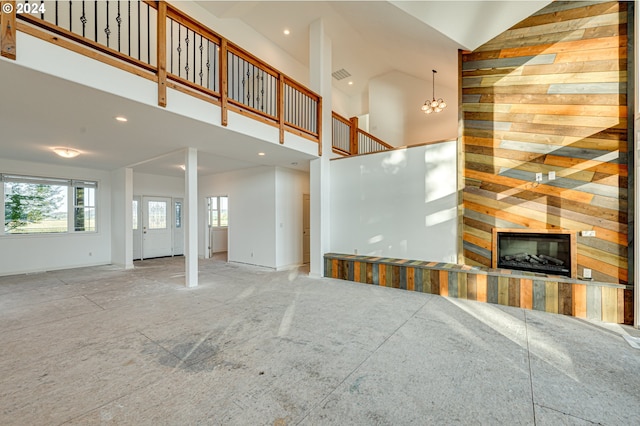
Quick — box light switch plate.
[535,172,543,182]
[581,230,596,237]
[583,268,592,279]
[548,171,556,180]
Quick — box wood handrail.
[165,4,222,45]
[11,0,322,149]
[283,75,320,102]
[332,112,351,126]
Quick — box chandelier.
[421,69,447,114]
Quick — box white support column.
[309,19,332,278]
[110,167,134,269]
[185,148,198,288]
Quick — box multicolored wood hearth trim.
[324,253,633,325]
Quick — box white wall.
[133,172,184,198]
[275,167,310,269]
[369,71,458,147]
[0,159,112,275]
[330,141,458,262]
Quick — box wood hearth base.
[324,253,633,325]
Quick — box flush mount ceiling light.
[258,152,266,156]
[421,69,447,115]
[283,29,290,35]
[53,147,80,158]
[115,116,128,122]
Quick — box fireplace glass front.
[496,232,572,277]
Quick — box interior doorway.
[206,195,229,259]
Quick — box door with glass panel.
[142,196,173,258]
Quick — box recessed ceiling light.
[115,116,128,122]
[348,81,353,85]
[53,147,80,158]
[258,152,266,156]
[283,29,290,35]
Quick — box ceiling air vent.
[332,69,351,81]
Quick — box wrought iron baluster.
[94,1,98,42]
[205,41,210,89]
[105,1,110,48]
[260,73,264,112]
[198,35,203,86]
[147,3,150,64]
[137,0,140,60]
[170,19,174,75]
[55,1,58,26]
[80,1,86,38]
[116,1,121,52]
[69,1,72,32]
[128,0,131,55]
[177,24,181,78]
[192,30,196,82]
[184,29,190,80]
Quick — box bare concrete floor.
[1,257,640,425]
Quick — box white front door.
[173,198,184,256]
[142,196,173,259]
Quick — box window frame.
[207,195,228,228]
[1,173,99,236]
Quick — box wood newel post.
[278,73,285,144]
[349,116,359,155]
[220,39,228,126]
[1,1,17,60]
[317,97,323,156]
[156,1,167,107]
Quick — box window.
[148,201,167,229]
[74,185,96,232]
[132,200,138,230]
[2,174,98,235]
[207,196,228,227]
[175,201,182,229]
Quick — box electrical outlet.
[548,171,556,181]
[535,173,543,182]
[583,268,592,279]
[581,230,596,237]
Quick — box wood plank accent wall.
[325,253,633,325]
[461,1,631,284]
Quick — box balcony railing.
[331,112,394,156]
[2,0,321,151]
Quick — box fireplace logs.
[499,252,569,274]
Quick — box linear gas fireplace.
[492,229,577,278]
